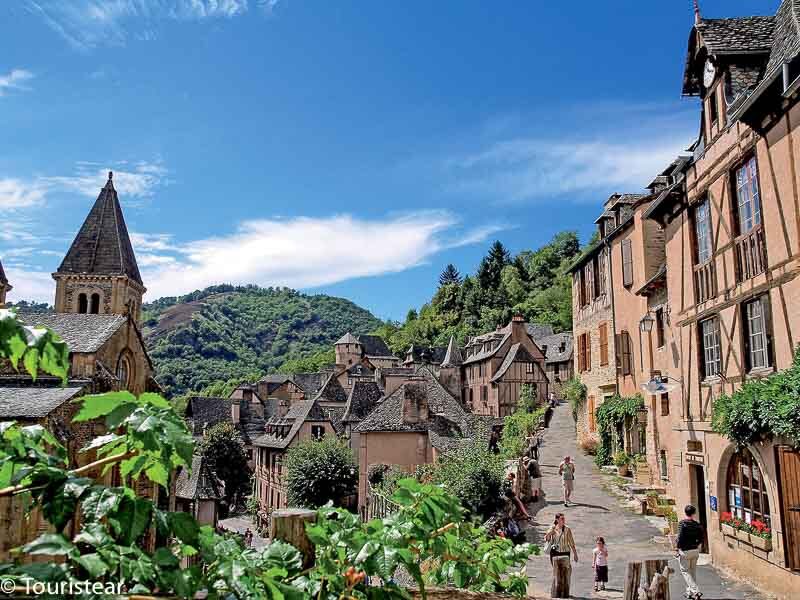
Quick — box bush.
[562,377,587,423]
[431,439,506,520]
[612,451,631,467]
[594,394,644,467]
[579,438,598,455]
[285,436,358,509]
[712,348,800,447]
[500,384,547,458]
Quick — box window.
[659,450,669,480]
[577,269,588,307]
[726,448,771,527]
[599,323,609,366]
[694,199,713,264]
[588,396,596,432]
[481,386,488,405]
[78,293,88,314]
[743,296,772,371]
[708,88,719,126]
[735,157,761,234]
[577,332,592,372]
[660,392,670,416]
[90,293,100,314]
[700,317,722,378]
[621,239,633,287]
[311,425,325,440]
[526,362,534,374]
[116,353,132,389]
[591,255,601,299]
[617,331,632,376]
[597,250,606,296]
[655,307,665,348]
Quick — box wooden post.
[644,559,666,584]
[637,565,673,600]
[269,508,317,568]
[623,561,642,600]
[550,556,571,599]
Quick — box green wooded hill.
[141,284,383,398]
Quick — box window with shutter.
[586,331,592,371]
[599,323,608,366]
[617,331,632,375]
[743,295,772,371]
[597,250,606,296]
[621,239,633,287]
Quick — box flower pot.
[750,535,772,551]
[736,529,751,544]
[617,465,630,477]
[721,523,736,538]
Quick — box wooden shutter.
[621,239,633,287]
[777,446,800,570]
[617,332,632,375]
[588,396,596,432]
[599,323,608,366]
[598,250,606,296]
[587,263,595,301]
[586,331,592,372]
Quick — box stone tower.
[0,258,11,307]
[335,332,363,367]
[438,335,463,403]
[52,172,145,323]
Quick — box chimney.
[401,378,429,424]
[231,398,241,426]
[510,314,526,342]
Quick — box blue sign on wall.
[709,496,718,512]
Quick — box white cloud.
[0,69,34,96]
[0,178,47,209]
[40,161,169,199]
[446,136,691,203]
[26,0,253,49]
[137,212,501,299]
[4,268,54,304]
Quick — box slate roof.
[342,380,383,423]
[766,0,800,75]
[291,372,328,397]
[636,263,668,297]
[253,398,330,449]
[462,332,510,365]
[0,258,7,285]
[355,368,469,434]
[440,336,463,368]
[316,372,348,403]
[535,332,574,364]
[175,454,223,501]
[698,17,775,55]
[185,396,230,436]
[17,312,127,353]
[527,323,554,340]
[322,406,346,434]
[404,345,447,365]
[490,343,536,382]
[355,334,394,358]
[0,382,87,418]
[56,173,143,285]
[335,332,359,345]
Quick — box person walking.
[676,504,704,599]
[544,513,578,598]
[592,536,609,591]
[558,455,576,506]
[524,455,542,502]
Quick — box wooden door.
[588,396,596,432]
[776,446,800,570]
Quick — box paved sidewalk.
[524,402,769,600]
[218,514,269,549]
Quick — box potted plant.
[646,490,660,510]
[720,512,737,538]
[613,451,631,476]
[750,520,772,551]
[734,519,751,544]
[666,508,679,535]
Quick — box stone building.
[53,172,146,325]
[461,316,549,417]
[0,259,10,306]
[0,172,156,558]
[568,4,800,595]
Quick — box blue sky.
[0,0,778,320]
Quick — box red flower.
[720,512,733,524]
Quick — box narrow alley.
[524,403,770,600]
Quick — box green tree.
[438,263,462,287]
[199,422,252,507]
[477,240,511,301]
[284,436,357,509]
[277,349,335,374]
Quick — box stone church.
[0,172,157,558]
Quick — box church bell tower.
[53,172,145,323]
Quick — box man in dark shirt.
[675,504,704,599]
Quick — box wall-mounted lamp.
[639,312,655,333]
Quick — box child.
[592,536,609,591]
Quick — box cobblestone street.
[524,402,770,600]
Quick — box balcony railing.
[694,260,717,304]
[735,226,767,282]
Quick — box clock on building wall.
[703,58,716,88]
